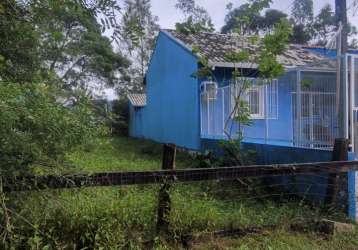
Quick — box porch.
[200,54,358,152]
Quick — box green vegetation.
[0,83,104,176]
[193,229,358,250]
[2,136,357,249]
[66,136,197,172]
[1,1,357,249]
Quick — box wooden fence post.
[326,138,349,206]
[156,144,176,236]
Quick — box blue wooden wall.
[131,31,201,150]
[306,47,358,58]
[129,33,358,151]
[129,104,145,138]
[202,68,296,145]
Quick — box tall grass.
[2,136,357,249]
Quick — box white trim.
[345,55,350,139]
[209,61,259,69]
[210,62,337,72]
[350,55,355,150]
[296,70,302,144]
[247,85,265,119]
[221,89,225,136]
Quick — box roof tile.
[128,94,147,107]
[164,29,326,67]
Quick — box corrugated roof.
[163,29,326,68]
[128,94,147,107]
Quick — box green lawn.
[5,136,358,249]
[66,136,197,172]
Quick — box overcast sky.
[150,0,358,31]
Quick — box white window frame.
[231,83,265,120]
[246,85,265,119]
[200,81,218,101]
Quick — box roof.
[128,94,147,107]
[163,29,326,68]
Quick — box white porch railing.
[200,76,338,150]
[292,91,336,148]
[200,78,278,140]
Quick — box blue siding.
[129,104,145,138]
[243,73,295,144]
[202,138,332,164]
[306,47,358,58]
[137,31,200,150]
[348,154,357,221]
[203,68,296,145]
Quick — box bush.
[111,99,129,136]
[0,82,105,175]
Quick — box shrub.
[0,82,105,175]
[111,99,129,136]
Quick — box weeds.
[1,136,357,249]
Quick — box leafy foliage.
[175,0,214,34]
[0,0,134,175]
[0,83,105,175]
[222,1,357,47]
[259,20,292,78]
[221,0,275,35]
[291,0,314,25]
[1,136,354,249]
[311,4,357,47]
[110,99,130,136]
[0,0,42,83]
[119,0,159,95]
[193,0,292,165]
[31,0,130,90]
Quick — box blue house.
[128,29,358,220]
[128,29,358,164]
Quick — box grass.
[3,136,358,249]
[65,136,197,172]
[192,229,358,250]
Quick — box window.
[231,78,278,120]
[200,81,218,101]
[246,86,265,119]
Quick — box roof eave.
[161,30,198,58]
[209,61,298,71]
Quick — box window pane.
[249,90,260,114]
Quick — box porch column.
[348,55,358,222]
[296,69,302,146]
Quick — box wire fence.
[1,142,357,248]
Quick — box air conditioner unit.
[200,81,218,100]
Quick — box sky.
[104,0,358,100]
[150,0,358,31]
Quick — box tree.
[221,1,287,35]
[0,0,42,83]
[259,9,288,33]
[291,0,313,25]
[221,3,262,34]
[31,0,130,92]
[0,83,105,175]
[120,0,159,95]
[0,0,116,176]
[310,4,357,47]
[175,0,214,34]
[290,24,312,44]
[312,4,336,45]
[353,0,358,14]
[196,0,292,164]
[289,0,314,44]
